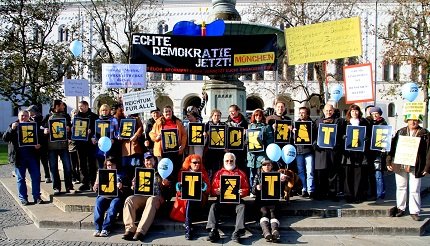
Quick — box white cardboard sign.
[102,63,146,88]
[122,89,156,115]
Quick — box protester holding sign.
[294,106,315,198]
[92,104,119,168]
[3,110,44,205]
[367,106,388,202]
[313,104,344,201]
[28,105,51,184]
[341,104,371,204]
[252,158,286,242]
[144,107,161,151]
[122,153,170,241]
[386,114,430,221]
[75,100,99,192]
[247,109,274,188]
[149,105,187,184]
[93,157,131,237]
[121,114,143,178]
[185,111,204,157]
[225,105,248,172]
[206,153,249,243]
[204,109,226,179]
[43,99,74,195]
[173,154,210,240]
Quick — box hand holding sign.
[158,158,173,179]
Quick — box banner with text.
[343,63,374,104]
[123,89,156,115]
[131,33,277,75]
[102,63,146,89]
[393,136,421,166]
[64,79,89,97]
[285,17,362,65]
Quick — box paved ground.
[1,163,430,245]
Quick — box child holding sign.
[93,157,131,237]
[252,158,286,242]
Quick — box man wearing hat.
[122,152,170,241]
[386,114,430,221]
[143,107,161,151]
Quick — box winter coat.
[210,167,250,198]
[246,122,274,168]
[341,117,371,166]
[386,126,430,178]
[149,117,187,157]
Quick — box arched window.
[158,21,168,34]
[58,25,69,42]
[388,103,396,117]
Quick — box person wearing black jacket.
[225,104,248,172]
[3,110,44,205]
[75,101,99,191]
[28,105,51,183]
[143,107,161,151]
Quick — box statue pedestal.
[203,78,246,121]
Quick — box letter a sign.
[181,172,202,201]
[317,123,337,148]
[261,172,281,200]
[134,168,155,196]
[98,169,118,197]
[294,121,312,145]
[220,175,240,204]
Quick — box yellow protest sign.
[285,17,362,65]
[403,102,425,115]
[393,136,421,166]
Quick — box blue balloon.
[401,82,419,102]
[98,136,112,153]
[330,84,343,102]
[281,144,296,164]
[69,40,83,57]
[158,158,173,179]
[266,143,282,162]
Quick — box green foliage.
[0,0,74,108]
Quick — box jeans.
[94,196,123,231]
[15,155,41,202]
[375,170,385,199]
[48,149,73,191]
[296,153,315,193]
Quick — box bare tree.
[381,0,430,127]
[0,0,73,109]
[244,0,358,109]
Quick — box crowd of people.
[3,96,430,243]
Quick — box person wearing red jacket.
[206,152,250,244]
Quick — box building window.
[383,62,390,82]
[165,73,173,81]
[150,72,161,81]
[183,74,191,80]
[158,21,168,34]
[387,20,398,39]
[388,103,396,117]
[286,65,295,81]
[393,64,400,81]
[58,25,69,42]
[195,75,203,80]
